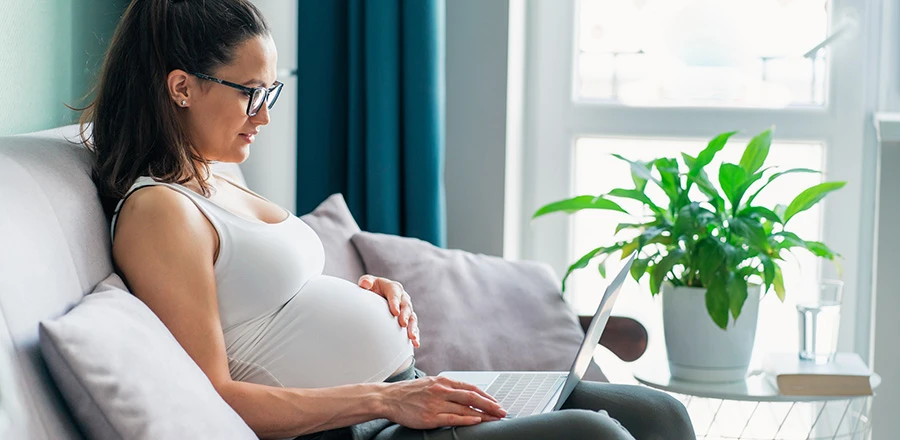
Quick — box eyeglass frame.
[188,72,283,117]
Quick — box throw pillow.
[300,193,366,283]
[39,274,256,440]
[350,232,606,381]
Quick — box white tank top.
[110,175,414,388]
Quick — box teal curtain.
[296,0,446,247]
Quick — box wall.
[872,138,900,440]
[0,0,125,136]
[242,0,298,213]
[871,3,900,438]
[0,0,74,135]
[0,0,516,244]
[445,0,512,256]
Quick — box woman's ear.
[167,69,191,107]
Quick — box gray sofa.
[0,125,252,438]
[0,125,647,439]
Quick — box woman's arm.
[113,186,504,438]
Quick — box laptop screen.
[553,254,635,410]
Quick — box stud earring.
[181,100,187,106]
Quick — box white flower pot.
[662,283,761,383]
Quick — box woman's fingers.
[388,281,404,316]
[439,401,504,422]
[443,389,507,418]
[358,275,404,317]
[407,312,420,347]
[399,302,412,327]
[445,378,500,404]
[358,274,376,290]
[358,275,420,345]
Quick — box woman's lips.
[239,133,256,143]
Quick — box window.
[576,0,832,107]
[521,0,879,364]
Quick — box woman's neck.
[186,161,219,197]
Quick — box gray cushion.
[39,274,256,440]
[300,193,366,283]
[350,232,606,381]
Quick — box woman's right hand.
[379,376,508,429]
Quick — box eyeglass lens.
[249,84,282,116]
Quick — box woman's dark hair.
[77,0,270,219]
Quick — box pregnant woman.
[83,1,694,439]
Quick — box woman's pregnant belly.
[223,275,415,389]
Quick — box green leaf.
[727,274,749,320]
[774,231,807,250]
[682,153,697,171]
[674,203,717,239]
[621,238,640,259]
[654,157,682,203]
[739,129,772,175]
[759,255,776,293]
[783,181,846,224]
[773,266,786,301]
[746,168,821,206]
[631,256,652,282]
[705,274,730,330]
[762,217,775,235]
[731,169,768,213]
[608,188,664,215]
[738,265,761,280]
[612,154,659,191]
[739,206,782,224]
[774,204,787,221]
[694,238,726,286]
[597,259,607,278]
[686,172,726,214]
[650,249,686,295]
[615,222,645,234]
[805,241,840,260]
[695,131,738,171]
[561,246,608,291]
[719,163,747,207]
[638,226,667,248]
[532,195,628,219]
[729,217,770,253]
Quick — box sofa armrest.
[581,315,648,362]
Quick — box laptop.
[438,254,635,419]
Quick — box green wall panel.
[0,0,127,136]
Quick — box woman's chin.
[228,144,251,163]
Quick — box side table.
[632,362,881,440]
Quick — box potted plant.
[533,129,844,382]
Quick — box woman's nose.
[252,103,271,125]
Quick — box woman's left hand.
[358,275,421,348]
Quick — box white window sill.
[874,112,900,143]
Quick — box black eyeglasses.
[189,72,283,117]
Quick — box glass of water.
[797,280,844,364]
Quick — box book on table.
[763,352,873,396]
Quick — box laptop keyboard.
[485,373,567,418]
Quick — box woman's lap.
[294,361,695,440]
[372,380,695,440]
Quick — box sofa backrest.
[0,125,244,439]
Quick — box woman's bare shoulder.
[113,185,217,264]
[117,185,206,230]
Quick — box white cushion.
[38,273,256,440]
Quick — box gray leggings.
[297,363,695,440]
